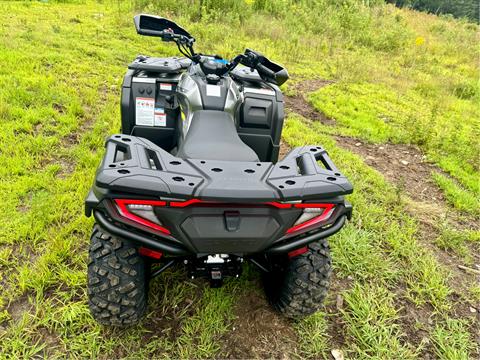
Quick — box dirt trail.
[284,78,480,343]
[284,79,336,126]
[222,284,298,359]
[286,79,479,232]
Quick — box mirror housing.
[241,49,289,86]
[133,14,194,42]
[258,57,289,86]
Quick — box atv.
[85,14,353,326]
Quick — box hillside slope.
[0,0,478,358]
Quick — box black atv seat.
[177,110,259,162]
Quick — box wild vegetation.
[0,0,478,358]
[387,0,479,22]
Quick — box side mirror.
[133,14,194,41]
[258,57,289,86]
[242,49,289,86]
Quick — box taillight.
[114,199,170,235]
[288,246,308,258]
[286,203,335,235]
[113,199,335,237]
[138,247,163,259]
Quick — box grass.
[294,311,330,358]
[283,116,474,357]
[0,0,478,358]
[305,12,480,214]
[435,226,480,265]
[341,284,418,358]
[431,319,478,360]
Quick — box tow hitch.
[188,255,243,287]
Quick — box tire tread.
[88,225,147,326]
[267,239,332,318]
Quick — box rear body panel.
[86,135,353,256]
[86,135,352,205]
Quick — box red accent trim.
[169,198,205,207]
[169,199,295,209]
[286,204,336,235]
[294,203,335,210]
[264,201,292,209]
[113,199,335,236]
[138,247,163,260]
[114,199,171,235]
[288,246,308,258]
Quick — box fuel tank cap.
[206,74,221,84]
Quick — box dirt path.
[284,79,336,126]
[222,283,298,359]
[283,78,480,348]
[285,78,480,233]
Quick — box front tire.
[87,225,148,326]
[263,239,332,318]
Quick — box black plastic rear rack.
[85,135,353,215]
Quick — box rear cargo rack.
[87,135,353,213]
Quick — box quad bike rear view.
[85,14,353,326]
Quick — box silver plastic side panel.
[243,87,276,96]
[177,73,203,140]
[224,78,241,117]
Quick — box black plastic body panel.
[191,75,228,111]
[121,61,183,151]
[155,206,300,253]
[129,57,181,73]
[236,84,284,163]
[85,134,353,255]
[87,135,352,205]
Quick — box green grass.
[431,319,478,360]
[342,284,418,358]
[283,116,474,357]
[0,0,478,358]
[305,11,480,214]
[435,226,480,265]
[294,311,330,358]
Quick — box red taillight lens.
[286,203,335,235]
[114,199,170,235]
[138,247,163,259]
[288,246,308,258]
[113,199,335,237]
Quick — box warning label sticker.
[206,84,221,97]
[154,108,167,127]
[160,83,173,91]
[135,97,155,126]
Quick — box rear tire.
[263,239,332,318]
[87,224,148,326]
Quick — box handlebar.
[222,49,265,75]
[224,49,287,85]
[169,36,288,85]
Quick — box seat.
[176,110,259,162]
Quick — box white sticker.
[154,108,167,127]
[206,84,221,97]
[244,87,275,96]
[135,97,155,126]
[160,83,173,91]
[133,77,156,84]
